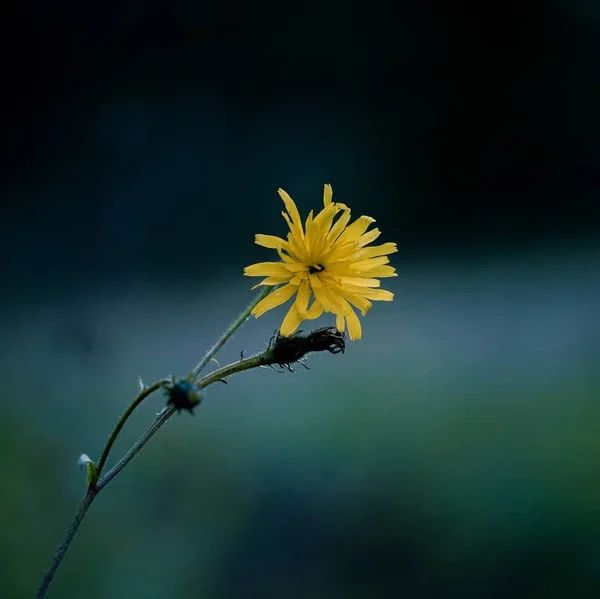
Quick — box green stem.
[197,353,270,389]
[98,349,274,491]
[34,286,273,599]
[95,380,169,477]
[191,286,272,379]
[35,489,98,599]
[97,405,176,491]
[34,348,274,598]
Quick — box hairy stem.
[197,352,271,388]
[35,286,273,599]
[35,490,97,599]
[96,379,170,477]
[98,349,273,490]
[97,405,176,491]
[191,285,272,379]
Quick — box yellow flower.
[244,184,397,340]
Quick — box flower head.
[244,185,397,340]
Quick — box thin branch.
[197,352,270,389]
[35,490,97,599]
[34,286,274,599]
[191,286,272,379]
[97,405,176,491]
[98,350,274,491]
[96,379,169,477]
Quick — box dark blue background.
[1,0,598,297]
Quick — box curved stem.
[35,286,274,599]
[97,405,176,491]
[35,489,98,599]
[197,352,270,389]
[98,350,273,491]
[96,379,169,477]
[191,286,272,379]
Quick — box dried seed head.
[267,326,345,371]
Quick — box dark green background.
[1,1,599,597]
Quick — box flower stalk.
[191,285,273,379]
[34,182,394,599]
[35,287,273,599]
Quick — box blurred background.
[1,1,599,597]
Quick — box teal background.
[1,0,599,597]
[3,253,600,597]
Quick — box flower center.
[308,264,325,274]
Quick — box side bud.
[164,379,203,415]
[78,454,98,487]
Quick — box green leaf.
[78,454,99,487]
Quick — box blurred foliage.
[1,255,599,598]
[1,1,598,597]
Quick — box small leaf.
[78,454,98,487]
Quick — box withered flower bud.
[165,379,202,415]
[267,326,345,371]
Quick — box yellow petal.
[306,203,340,253]
[336,313,345,332]
[251,276,290,289]
[345,308,362,340]
[278,189,304,239]
[359,288,394,301]
[316,285,352,316]
[313,203,340,235]
[327,207,352,244]
[360,265,397,278]
[357,228,381,248]
[345,293,372,315]
[252,284,298,317]
[309,272,323,288]
[311,283,338,314]
[333,276,381,288]
[295,278,311,315]
[320,278,374,314]
[319,262,353,277]
[337,284,381,298]
[328,241,361,262]
[245,262,293,278]
[289,271,306,286]
[323,184,333,206]
[284,262,309,273]
[352,242,398,260]
[304,210,314,232]
[280,303,303,336]
[276,247,297,263]
[350,256,390,271]
[336,215,375,245]
[286,229,308,262]
[334,297,362,340]
[255,234,289,250]
[305,300,324,319]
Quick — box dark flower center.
[308,264,325,274]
